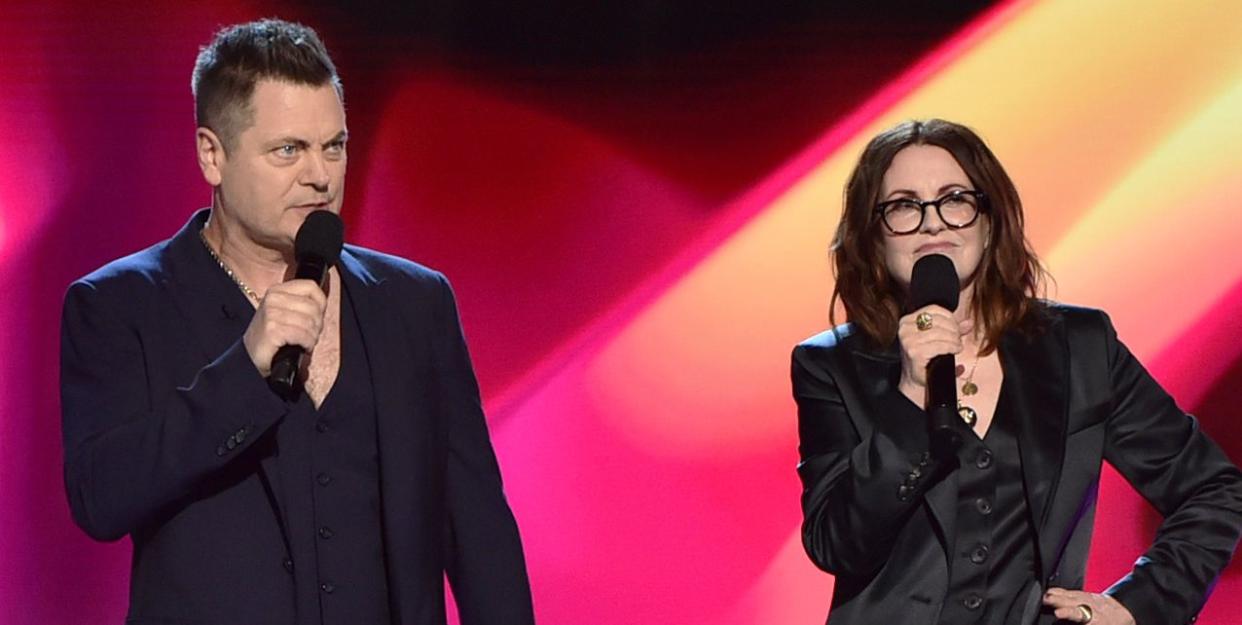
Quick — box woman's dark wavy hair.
[830,119,1048,354]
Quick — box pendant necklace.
[958,350,981,427]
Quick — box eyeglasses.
[874,189,988,235]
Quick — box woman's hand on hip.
[1043,587,1135,625]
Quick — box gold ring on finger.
[915,312,934,331]
[1077,604,1093,624]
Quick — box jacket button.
[970,544,989,564]
[320,581,335,594]
[215,445,228,456]
[282,558,293,573]
[318,526,334,539]
[317,473,332,486]
[235,428,248,443]
[963,594,983,610]
[975,497,993,515]
[315,420,329,433]
[897,485,913,501]
[976,449,993,469]
[225,436,238,450]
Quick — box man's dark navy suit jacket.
[61,210,534,625]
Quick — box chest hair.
[302,270,341,408]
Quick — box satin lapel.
[999,319,1069,578]
[844,347,894,442]
[849,341,957,555]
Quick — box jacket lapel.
[999,318,1069,579]
[163,210,298,576]
[337,250,432,623]
[163,210,258,365]
[849,340,958,560]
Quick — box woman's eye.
[944,193,975,207]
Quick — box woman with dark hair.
[792,119,1242,625]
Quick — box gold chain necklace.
[957,349,981,427]
[199,228,261,303]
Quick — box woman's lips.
[915,242,956,255]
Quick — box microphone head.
[294,210,344,266]
[908,253,960,312]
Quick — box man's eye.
[276,145,298,156]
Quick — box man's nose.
[300,151,331,191]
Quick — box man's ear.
[196,127,225,186]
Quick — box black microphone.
[908,253,962,456]
[267,210,344,399]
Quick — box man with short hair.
[60,19,534,625]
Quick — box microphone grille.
[294,210,344,265]
[908,253,960,312]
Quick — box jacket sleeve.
[431,275,535,625]
[60,279,290,541]
[1096,311,1242,625]
[793,342,953,578]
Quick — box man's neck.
[202,209,293,299]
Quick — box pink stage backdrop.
[4,1,1242,623]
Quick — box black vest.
[281,285,390,624]
[939,381,1039,624]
